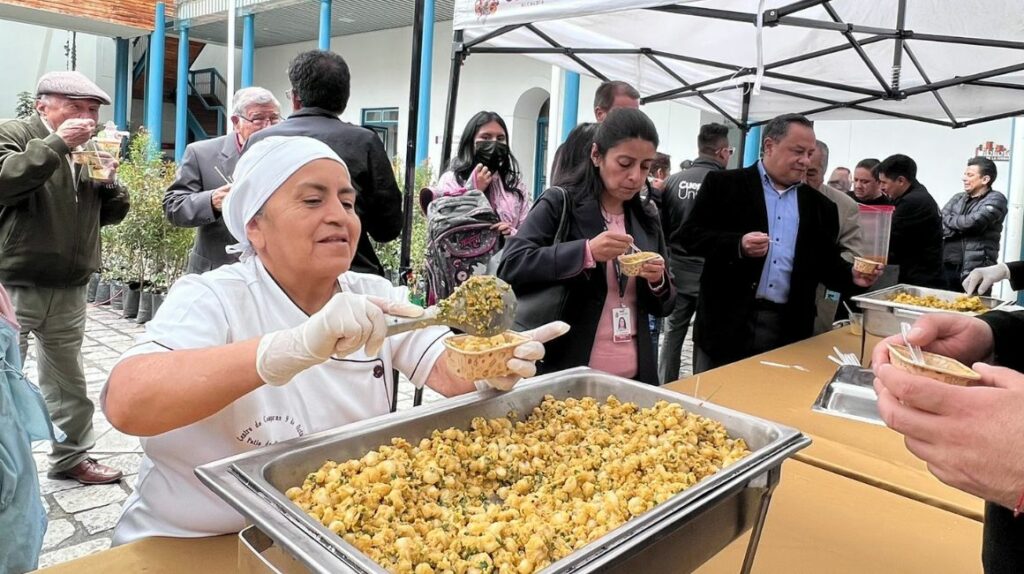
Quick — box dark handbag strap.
[550,186,570,245]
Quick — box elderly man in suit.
[680,113,882,373]
[164,87,281,273]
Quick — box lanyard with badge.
[603,208,633,344]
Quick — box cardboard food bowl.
[887,344,981,386]
[853,256,883,274]
[93,138,122,155]
[617,251,660,276]
[444,331,528,381]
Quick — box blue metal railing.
[187,68,228,138]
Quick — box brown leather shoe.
[48,458,124,485]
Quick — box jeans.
[658,293,697,383]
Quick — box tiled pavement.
[31,304,693,569]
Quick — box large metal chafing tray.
[197,368,810,574]
[851,284,1009,339]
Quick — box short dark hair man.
[245,50,402,277]
[940,156,1007,292]
[850,158,888,205]
[876,154,943,287]
[593,80,640,122]
[680,114,880,372]
[657,122,731,381]
[828,166,852,193]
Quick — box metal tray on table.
[197,368,810,574]
[851,283,1010,338]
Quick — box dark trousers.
[983,502,1024,573]
[943,263,967,293]
[694,300,786,374]
[659,293,697,383]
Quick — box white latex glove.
[475,321,571,392]
[256,292,424,386]
[963,263,1010,295]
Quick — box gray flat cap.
[36,71,111,105]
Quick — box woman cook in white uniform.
[102,136,567,544]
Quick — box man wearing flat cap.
[0,71,130,485]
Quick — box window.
[362,107,400,158]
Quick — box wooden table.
[665,329,984,520]
[37,461,982,574]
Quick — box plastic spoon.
[385,276,518,338]
[900,322,925,365]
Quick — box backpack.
[424,189,502,304]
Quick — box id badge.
[612,306,632,343]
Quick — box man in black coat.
[876,154,943,288]
[658,122,731,382]
[245,50,402,276]
[680,114,880,372]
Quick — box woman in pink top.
[429,111,530,235]
[499,109,674,385]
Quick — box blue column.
[241,14,255,88]
[415,0,434,166]
[145,1,166,154]
[561,70,580,142]
[319,0,332,51]
[113,38,129,130]
[743,125,762,167]
[174,23,190,162]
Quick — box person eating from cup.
[102,136,568,544]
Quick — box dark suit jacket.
[890,181,943,287]
[163,134,241,273]
[498,187,675,385]
[245,107,403,276]
[679,165,856,365]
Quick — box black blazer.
[891,181,943,287]
[679,165,856,365]
[498,187,675,385]
[245,108,403,276]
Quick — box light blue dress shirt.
[755,161,800,304]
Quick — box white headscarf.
[224,136,347,260]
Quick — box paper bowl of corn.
[444,331,527,381]
[887,344,981,386]
[617,251,660,277]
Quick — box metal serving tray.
[851,284,1009,337]
[812,365,884,426]
[198,368,809,574]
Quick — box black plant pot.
[110,282,124,310]
[122,283,141,319]
[86,273,100,303]
[136,292,153,324]
[94,281,111,305]
[152,293,165,314]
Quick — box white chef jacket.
[106,258,449,545]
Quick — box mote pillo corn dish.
[436,276,511,334]
[286,396,750,574]
[890,293,988,313]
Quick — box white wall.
[0,20,117,125]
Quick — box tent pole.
[440,30,465,171]
[399,0,426,279]
[891,0,907,92]
[737,83,753,168]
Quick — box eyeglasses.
[238,113,282,126]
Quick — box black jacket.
[941,189,1007,279]
[890,182,943,287]
[679,165,856,365]
[0,115,130,287]
[245,108,403,276]
[978,306,1024,574]
[847,191,890,206]
[498,187,675,385]
[661,158,724,296]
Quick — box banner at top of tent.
[454,0,679,29]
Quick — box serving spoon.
[385,276,518,337]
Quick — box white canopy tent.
[441,0,1024,164]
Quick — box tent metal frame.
[438,0,1024,169]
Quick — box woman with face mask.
[499,108,675,385]
[430,112,530,236]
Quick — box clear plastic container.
[855,204,895,272]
